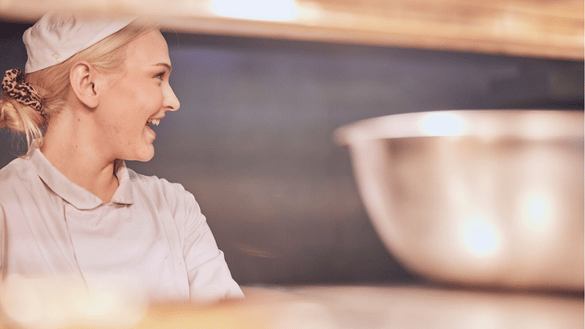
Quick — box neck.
[40,109,119,204]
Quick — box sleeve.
[179,190,244,303]
[0,205,5,280]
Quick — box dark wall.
[1,21,583,285]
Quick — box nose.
[163,82,180,112]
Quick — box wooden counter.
[1,283,582,328]
[136,285,585,328]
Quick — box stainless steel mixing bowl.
[335,110,584,291]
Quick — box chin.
[127,147,155,162]
[137,152,155,162]
[135,155,155,162]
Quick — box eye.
[154,71,166,81]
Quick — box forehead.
[124,30,171,67]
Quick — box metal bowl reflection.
[335,110,584,291]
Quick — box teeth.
[147,119,160,126]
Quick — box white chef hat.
[23,13,136,74]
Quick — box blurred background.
[0,0,583,287]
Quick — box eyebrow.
[153,63,172,71]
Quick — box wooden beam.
[0,0,582,60]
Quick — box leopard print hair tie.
[2,68,44,114]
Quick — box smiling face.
[95,29,180,162]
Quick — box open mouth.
[146,118,160,126]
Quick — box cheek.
[104,80,163,128]
[135,83,164,107]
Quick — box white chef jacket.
[0,149,243,303]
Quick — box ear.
[69,61,102,109]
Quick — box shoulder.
[126,167,199,213]
[126,168,190,197]
[0,156,32,180]
[0,156,47,218]
[0,156,37,195]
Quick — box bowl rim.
[334,109,584,145]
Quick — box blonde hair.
[0,22,156,156]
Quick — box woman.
[0,13,243,303]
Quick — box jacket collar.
[30,149,134,210]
